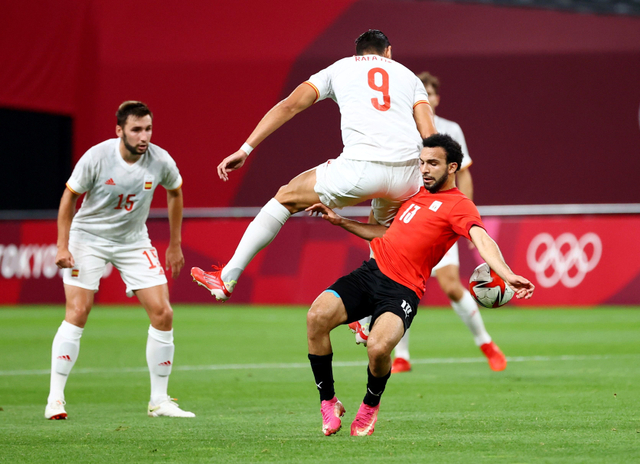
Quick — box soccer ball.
[468,263,514,308]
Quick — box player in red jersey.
[304,133,534,436]
[390,71,506,374]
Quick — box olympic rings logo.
[526,233,602,288]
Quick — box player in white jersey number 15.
[45,101,194,420]
[191,29,437,301]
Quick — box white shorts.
[314,157,421,227]
[62,236,167,297]
[431,242,460,276]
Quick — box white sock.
[222,198,291,283]
[394,329,410,361]
[147,325,175,406]
[451,290,492,346]
[48,320,83,404]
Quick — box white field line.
[1,353,638,377]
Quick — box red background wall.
[1,216,638,306]
[2,1,639,306]
[1,0,639,209]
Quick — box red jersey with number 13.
[370,187,484,298]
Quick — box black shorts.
[327,259,419,333]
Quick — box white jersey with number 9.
[305,55,429,163]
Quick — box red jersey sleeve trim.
[413,100,430,109]
[303,81,320,103]
[66,183,81,195]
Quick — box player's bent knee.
[274,183,294,201]
[367,341,393,362]
[274,189,302,213]
[150,305,173,329]
[275,183,291,197]
[309,292,347,328]
[162,308,174,325]
[307,305,329,331]
[445,283,465,302]
[307,306,342,335]
[65,305,91,326]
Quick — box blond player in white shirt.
[352,72,507,373]
[192,30,436,301]
[45,101,194,420]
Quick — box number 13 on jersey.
[399,204,420,223]
[368,67,390,112]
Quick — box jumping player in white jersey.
[191,30,436,301]
[350,72,507,373]
[45,101,194,420]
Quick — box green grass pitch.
[1,305,639,463]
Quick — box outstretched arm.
[457,168,476,249]
[55,188,80,269]
[469,225,535,300]
[306,203,388,241]
[166,187,185,279]
[456,168,473,200]
[217,83,318,181]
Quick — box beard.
[424,171,449,193]
[122,134,147,156]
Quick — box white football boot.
[348,318,371,346]
[45,399,67,420]
[148,397,195,418]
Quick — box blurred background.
[1,0,639,306]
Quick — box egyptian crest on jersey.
[429,201,442,212]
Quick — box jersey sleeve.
[449,198,484,239]
[451,123,472,169]
[160,153,183,190]
[412,75,429,108]
[65,150,96,195]
[305,63,336,103]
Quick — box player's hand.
[165,244,184,279]
[55,248,75,269]
[506,275,535,300]
[306,203,343,225]
[217,150,249,181]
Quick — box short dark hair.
[116,101,153,128]
[417,72,440,95]
[355,29,390,56]
[423,133,463,172]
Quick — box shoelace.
[209,264,225,273]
